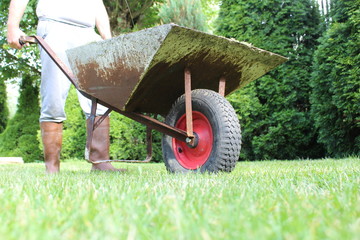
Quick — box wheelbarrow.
[20,23,287,173]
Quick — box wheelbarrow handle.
[19,36,38,46]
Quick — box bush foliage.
[217,0,325,160]
[0,79,8,133]
[159,0,208,31]
[310,0,360,157]
[0,75,41,162]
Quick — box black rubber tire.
[162,89,241,173]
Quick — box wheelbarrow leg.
[219,77,226,97]
[145,127,153,162]
[86,96,153,163]
[184,68,194,138]
[85,97,113,162]
[184,68,196,146]
[85,97,98,162]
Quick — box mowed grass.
[0,158,359,240]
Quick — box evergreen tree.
[201,0,221,33]
[104,0,165,34]
[0,75,41,162]
[217,0,324,160]
[0,79,9,133]
[159,0,208,31]
[311,0,360,157]
[1,0,39,135]
[0,0,41,161]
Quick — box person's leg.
[37,21,72,173]
[40,122,62,173]
[37,22,123,172]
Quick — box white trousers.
[37,20,108,122]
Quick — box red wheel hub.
[172,111,213,169]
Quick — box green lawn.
[0,158,359,240]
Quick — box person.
[7,0,123,173]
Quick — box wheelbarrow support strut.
[85,97,153,163]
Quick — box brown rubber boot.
[87,116,126,172]
[40,122,63,174]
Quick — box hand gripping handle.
[19,36,38,45]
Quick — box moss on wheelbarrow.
[67,24,287,115]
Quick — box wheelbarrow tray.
[66,23,287,115]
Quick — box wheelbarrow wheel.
[162,89,241,173]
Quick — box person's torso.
[36,0,99,28]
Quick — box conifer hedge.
[0,75,41,162]
[217,0,325,160]
[311,0,360,157]
[0,79,8,133]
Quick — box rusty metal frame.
[184,68,194,138]
[21,36,191,163]
[25,36,189,141]
[32,36,80,89]
[84,97,98,162]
